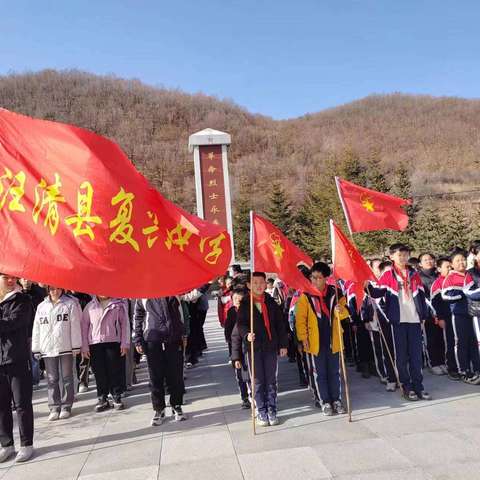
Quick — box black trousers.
[198,309,208,350]
[90,342,125,401]
[378,315,397,383]
[356,324,374,364]
[0,363,34,447]
[145,342,184,411]
[424,320,446,367]
[76,354,90,387]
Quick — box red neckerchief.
[253,294,272,340]
[312,286,330,317]
[393,264,411,299]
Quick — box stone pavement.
[2,306,480,480]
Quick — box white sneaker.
[431,366,445,375]
[151,409,166,426]
[0,446,15,463]
[440,365,449,375]
[48,410,60,421]
[386,382,397,392]
[15,446,34,463]
[59,408,71,419]
[78,384,88,393]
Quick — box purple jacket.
[81,297,130,353]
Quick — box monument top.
[188,128,231,151]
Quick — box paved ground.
[2,306,480,479]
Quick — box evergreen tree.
[441,203,472,253]
[233,185,253,261]
[412,203,448,255]
[264,182,293,236]
[340,147,367,185]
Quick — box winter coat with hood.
[32,294,82,357]
[81,297,130,353]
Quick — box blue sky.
[2,1,479,119]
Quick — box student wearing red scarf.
[295,262,347,416]
[236,272,288,427]
[367,243,431,401]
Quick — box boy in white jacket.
[32,287,82,420]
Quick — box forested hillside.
[1,70,479,259]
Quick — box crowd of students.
[2,240,480,461]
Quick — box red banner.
[199,145,228,227]
[0,108,232,298]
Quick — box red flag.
[330,220,376,308]
[251,212,319,295]
[0,108,232,297]
[335,177,411,233]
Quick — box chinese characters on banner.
[198,145,228,227]
[0,108,232,298]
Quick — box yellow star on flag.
[360,194,375,212]
[270,233,285,260]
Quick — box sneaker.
[59,408,71,419]
[386,382,397,392]
[78,384,88,393]
[48,410,60,421]
[268,411,279,426]
[440,365,449,375]
[448,371,461,381]
[466,373,480,385]
[404,390,419,401]
[333,400,346,414]
[113,398,125,410]
[256,412,269,427]
[0,446,15,463]
[431,366,445,375]
[186,362,193,369]
[172,405,186,421]
[151,409,166,426]
[379,377,388,385]
[94,399,110,413]
[15,446,34,463]
[241,399,251,410]
[322,403,334,416]
[418,391,432,400]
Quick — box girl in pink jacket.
[81,296,130,412]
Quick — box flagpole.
[330,220,352,423]
[249,210,256,435]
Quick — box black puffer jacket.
[0,290,34,367]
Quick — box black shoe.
[448,371,461,381]
[241,399,251,409]
[95,398,110,412]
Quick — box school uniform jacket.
[32,295,82,357]
[441,271,473,316]
[294,285,348,355]
[430,275,451,321]
[367,268,429,325]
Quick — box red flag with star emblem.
[335,177,411,233]
[330,220,376,308]
[251,212,320,295]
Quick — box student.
[32,287,82,420]
[225,288,251,409]
[236,272,288,427]
[18,279,46,389]
[367,244,431,401]
[295,262,348,415]
[442,249,480,384]
[81,296,130,412]
[266,278,275,298]
[418,253,446,375]
[431,257,458,380]
[134,296,186,426]
[363,260,394,386]
[217,276,233,328]
[0,273,35,463]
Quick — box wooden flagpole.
[249,211,256,435]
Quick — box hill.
[1,69,479,258]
